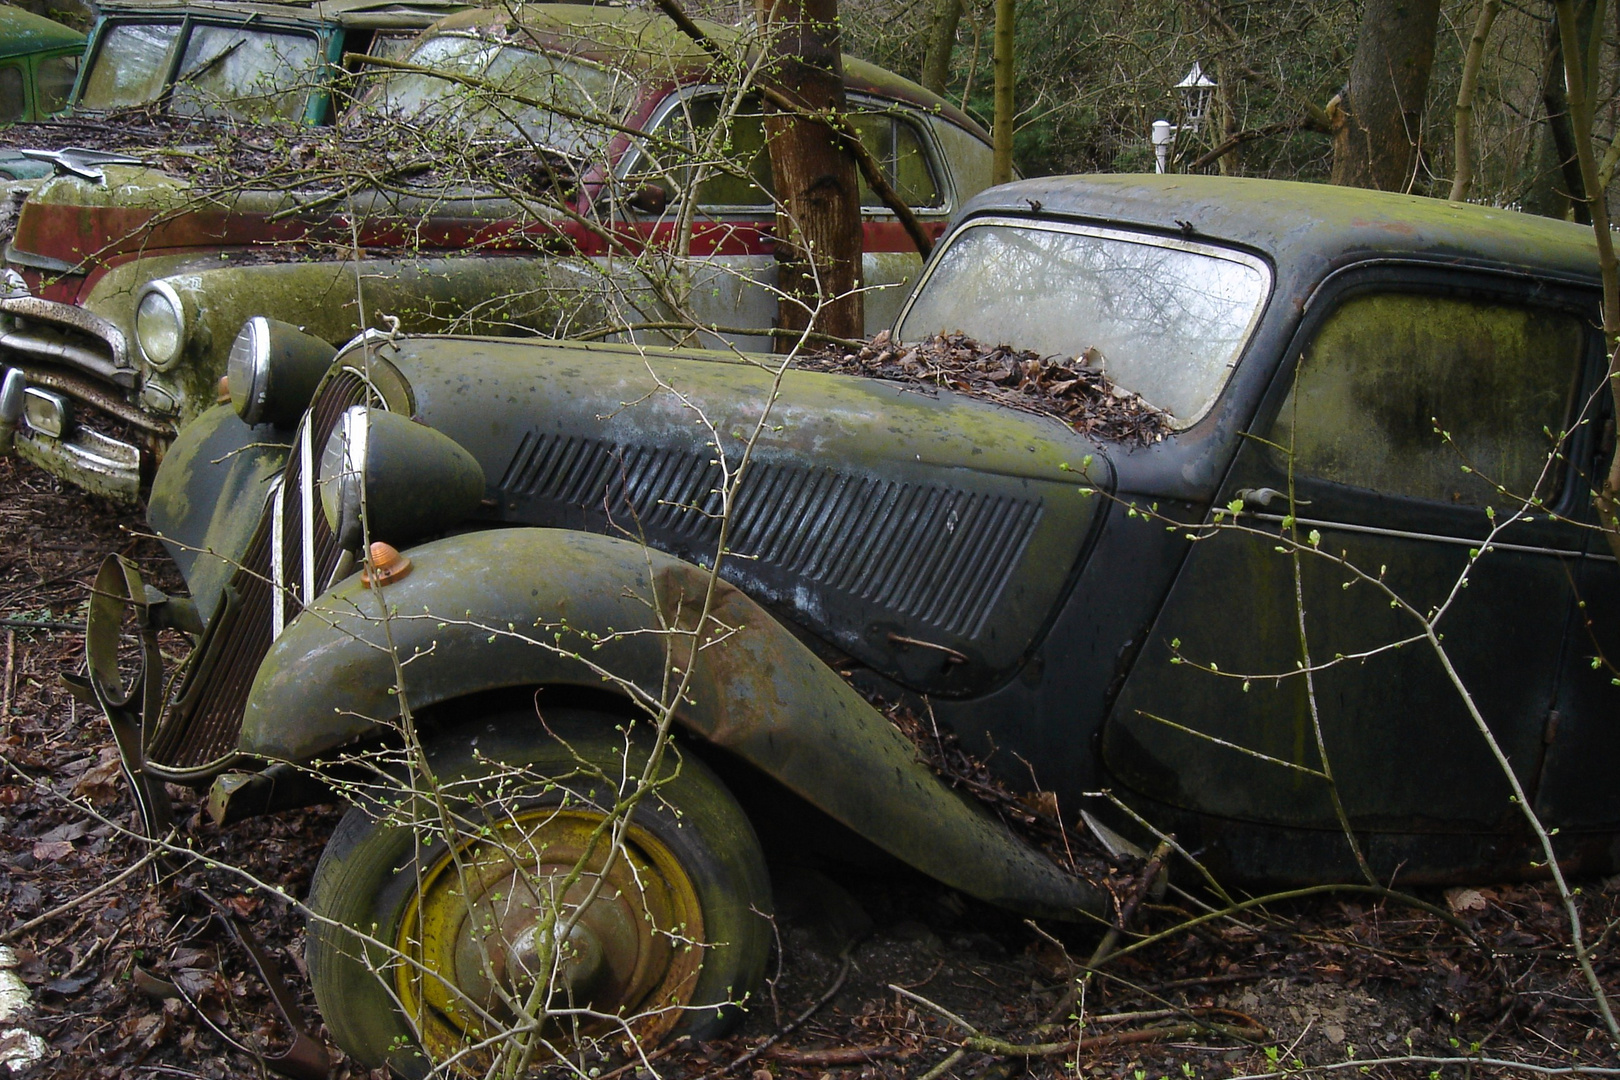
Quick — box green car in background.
[0,5,85,124]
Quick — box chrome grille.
[144,371,371,780]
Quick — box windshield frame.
[894,215,1274,430]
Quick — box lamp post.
[1151,62,1217,173]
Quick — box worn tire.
[305,710,773,1077]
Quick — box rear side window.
[36,53,80,113]
[851,111,940,208]
[1268,292,1585,507]
[647,94,944,212]
[0,64,22,122]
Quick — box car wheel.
[305,710,773,1077]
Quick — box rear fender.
[244,527,1104,919]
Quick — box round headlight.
[227,316,338,428]
[135,283,186,369]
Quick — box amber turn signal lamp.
[361,541,412,588]
[217,376,232,404]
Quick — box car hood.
[379,337,1117,695]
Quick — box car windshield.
[78,19,322,121]
[358,32,640,160]
[896,219,1271,427]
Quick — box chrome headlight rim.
[227,316,272,425]
[319,404,370,550]
[134,280,188,370]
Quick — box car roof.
[428,5,988,139]
[93,0,471,30]
[961,174,1601,285]
[0,5,86,59]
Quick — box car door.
[1102,266,1600,873]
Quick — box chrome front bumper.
[0,292,159,499]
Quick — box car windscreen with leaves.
[169,23,322,121]
[78,19,182,108]
[357,33,639,160]
[897,219,1270,427]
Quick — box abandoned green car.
[0,4,988,501]
[0,5,84,125]
[73,174,1620,1073]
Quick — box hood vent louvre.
[501,431,1042,640]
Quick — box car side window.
[649,94,942,212]
[0,64,23,122]
[36,53,80,114]
[852,111,941,209]
[1267,291,1584,508]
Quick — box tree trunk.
[921,0,962,96]
[756,0,864,347]
[992,0,1014,184]
[1329,0,1442,191]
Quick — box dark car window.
[897,219,1271,426]
[852,111,941,208]
[648,94,944,212]
[0,64,23,122]
[1268,291,1584,507]
[171,24,322,121]
[36,53,80,113]
[78,20,182,108]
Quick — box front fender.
[244,527,1104,919]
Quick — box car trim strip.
[300,422,315,606]
[1248,511,1613,562]
[269,475,286,640]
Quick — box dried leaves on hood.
[796,330,1173,445]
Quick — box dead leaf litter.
[796,329,1173,445]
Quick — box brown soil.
[1,454,1617,1079]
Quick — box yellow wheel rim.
[394,806,705,1069]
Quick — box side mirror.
[626,183,670,216]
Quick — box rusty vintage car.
[0,3,990,500]
[73,174,1620,1073]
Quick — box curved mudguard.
[243,527,1106,921]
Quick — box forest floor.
[1,454,1618,1080]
